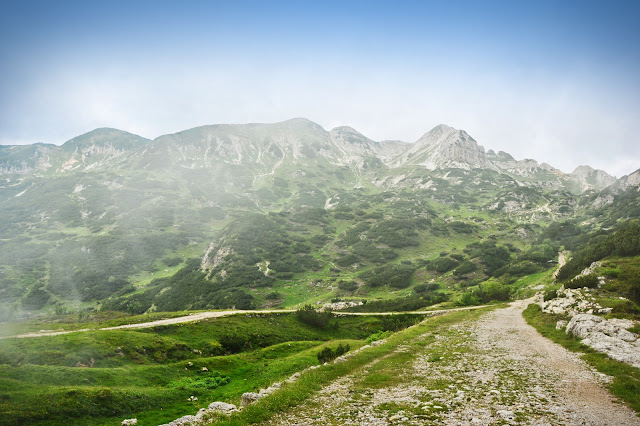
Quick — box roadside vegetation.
[0,311,426,425]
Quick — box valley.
[1,118,640,424]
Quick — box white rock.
[241,392,263,406]
[286,372,301,383]
[207,401,238,412]
[121,420,138,426]
[159,415,198,426]
[566,314,640,368]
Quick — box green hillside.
[0,120,639,318]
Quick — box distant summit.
[0,119,622,193]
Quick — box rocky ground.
[266,300,640,425]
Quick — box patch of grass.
[523,303,640,414]
[0,313,403,425]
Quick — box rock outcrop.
[541,287,611,316]
[565,314,640,368]
[157,402,239,426]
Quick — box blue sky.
[1,0,639,176]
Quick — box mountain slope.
[0,119,638,317]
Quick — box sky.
[1,0,639,177]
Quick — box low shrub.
[162,257,183,267]
[365,330,393,344]
[296,304,333,328]
[427,257,459,273]
[379,314,422,331]
[565,274,599,289]
[602,268,620,278]
[168,372,230,390]
[265,291,282,300]
[413,283,439,294]
[338,280,358,292]
[543,288,558,302]
[218,333,249,353]
[317,343,350,363]
[611,300,640,316]
[459,292,481,306]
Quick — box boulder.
[286,372,300,383]
[159,414,198,426]
[121,420,137,426]
[207,401,238,412]
[241,392,263,406]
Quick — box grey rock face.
[566,314,640,368]
[569,165,617,192]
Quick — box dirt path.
[553,251,567,279]
[2,305,489,339]
[267,300,640,425]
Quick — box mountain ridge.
[0,119,619,192]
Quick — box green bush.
[168,372,230,390]
[602,268,620,278]
[453,260,477,276]
[611,300,640,316]
[266,291,282,300]
[543,288,558,302]
[296,304,333,328]
[565,274,599,289]
[317,343,350,363]
[365,330,393,344]
[413,283,439,294]
[459,292,481,306]
[427,257,459,273]
[619,265,640,305]
[336,254,360,267]
[162,257,183,267]
[360,263,416,289]
[338,280,358,291]
[557,220,640,281]
[218,332,249,353]
[344,295,447,312]
[379,314,422,331]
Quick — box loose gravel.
[267,300,640,425]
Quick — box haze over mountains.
[0,118,638,317]
[0,118,623,192]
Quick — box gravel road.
[267,300,640,425]
[3,306,488,339]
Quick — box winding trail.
[267,300,639,425]
[553,251,567,279]
[1,305,489,339]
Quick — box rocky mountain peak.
[391,124,486,169]
[62,128,150,153]
[569,165,617,192]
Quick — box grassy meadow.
[0,311,423,425]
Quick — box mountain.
[569,165,617,193]
[0,119,637,318]
[609,168,640,192]
[391,124,487,169]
